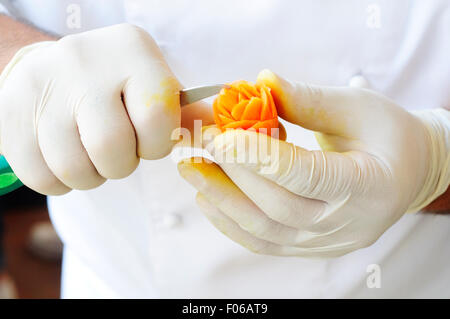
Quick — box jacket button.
[161,213,182,228]
[348,75,370,89]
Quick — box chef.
[0,0,448,298]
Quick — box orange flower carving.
[213,80,278,135]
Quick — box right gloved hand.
[0,24,183,195]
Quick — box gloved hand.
[0,24,183,195]
[178,69,450,257]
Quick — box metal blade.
[179,84,227,106]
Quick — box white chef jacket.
[1,0,449,298]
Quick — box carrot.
[213,80,278,136]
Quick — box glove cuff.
[0,41,54,89]
[407,109,450,213]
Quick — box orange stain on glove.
[213,80,278,135]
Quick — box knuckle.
[85,133,138,178]
[51,159,106,190]
[72,177,106,190]
[96,157,138,180]
[53,39,85,71]
[96,120,134,151]
[118,23,144,34]
[140,143,174,160]
[106,164,137,180]
[29,173,71,196]
[55,34,82,57]
[87,132,121,156]
[134,117,180,160]
[118,23,154,43]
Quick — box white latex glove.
[0,24,182,195]
[178,70,450,258]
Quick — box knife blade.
[179,84,228,106]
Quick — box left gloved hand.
[178,70,449,258]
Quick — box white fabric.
[0,3,9,15]
[0,0,13,15]
[60,247,119,299]
[2,0,449,297]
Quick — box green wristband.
[0,155,22,195]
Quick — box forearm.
[425,187,450,213]
[0,14,55,72]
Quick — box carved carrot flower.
[213,80,278,135]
